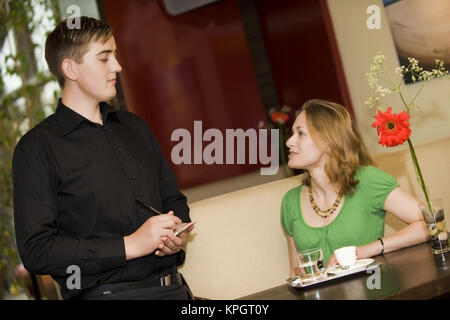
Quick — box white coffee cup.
[334,246,357,268]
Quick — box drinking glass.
[295,248,327,282]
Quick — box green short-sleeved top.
[281,166,399,264]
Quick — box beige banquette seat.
[179,137,450,299]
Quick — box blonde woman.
[281,99,428,277]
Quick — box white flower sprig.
[365,53,450,114]
[366,53,450,215]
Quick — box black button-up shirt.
[12,100,190,299]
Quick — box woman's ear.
[61,58,77,82]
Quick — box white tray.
[287,260,382,288]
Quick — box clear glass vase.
[420,198,450,255]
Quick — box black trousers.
[79,283,190,300]
[77,270,194,300]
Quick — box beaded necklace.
[308,187,343,218]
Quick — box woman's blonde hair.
[299,99,373,195]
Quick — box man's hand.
[155,222,195,257]
[124,211,181,260]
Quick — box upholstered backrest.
[179,174,303,300]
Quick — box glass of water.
[296,248,327,283]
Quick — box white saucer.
[326,258,375,274]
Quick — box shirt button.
[130,174,136,180]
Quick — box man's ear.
[61,58,78,82]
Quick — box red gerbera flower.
[372,107,411,147]
[271,111,289,124]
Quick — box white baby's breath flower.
[365,96,381,109]
[436,59,444,70]
[367,53,449,120]
[420,70,432,80]
[381,87,391,94]
[373,54,385,65]
[367,73,378,88]
[408,57,420,72]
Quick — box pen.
[135,196,194,236]
[135,196,163,215]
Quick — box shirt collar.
[56,99,120,135]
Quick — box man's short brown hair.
[45,16,113,87]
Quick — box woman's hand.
[327,253,338,268]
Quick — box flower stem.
[408,82,425,109]
[407,138,433,213]
[398,91,410,114]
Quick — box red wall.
[255,0,347,111]
[103,0,267,188]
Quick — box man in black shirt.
[12,16,194,300]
